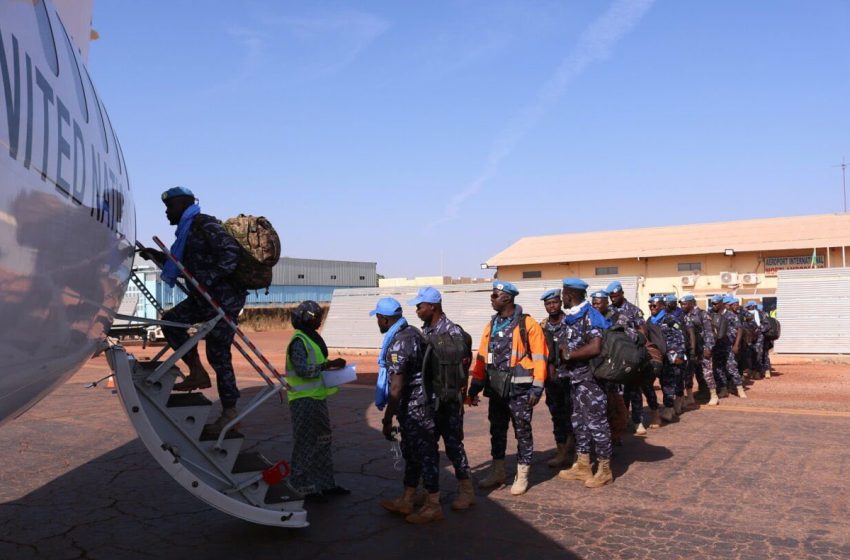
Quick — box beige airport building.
[482,214,850,312]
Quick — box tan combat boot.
[478,459,506,489]
[406,492,444,524]
[510,464,531,496]
[451,479,475,511]
[547,443,568,468]
[717,386,729,398]
[764,370,772,379]
[559,453,593,482]
[707,388,719,406]
[585,459,614,488]
[649,409,662,428]
[173,365,212,392]
[660,407,675,423]
[673,396,684,415]
[635,422,648,436]
[684,388,696,408]
[204,407,239,436]
[380,486,417,516]
[736,385,747,399]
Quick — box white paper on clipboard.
[322,365,357,387]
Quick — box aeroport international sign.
[764,255,825,276]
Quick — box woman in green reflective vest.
[286,300,349,501]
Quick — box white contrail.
[435,0,655,225]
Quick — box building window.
[595,266,619,275]
[330,275,337,280]
[359,276,365,280]
[297,274,304,279]
[522,271,542,279]
[678,262,702,272]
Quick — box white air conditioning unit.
[741,273,760,285]
[720,271,738,286]
[680,275,696,287]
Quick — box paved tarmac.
[1,357,850,560]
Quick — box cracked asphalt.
[2,350,850,559]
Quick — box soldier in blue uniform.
[719,296,747,399]
[745,301,768,380]
[409,287,475,511]
[539,288,574,469]
[608,281,657,432]
[372,298,443,524]
[680,294,720,406]
[590,290,630,446]
[649,295,687,423]
[141,187,247,433]
[557,279,614,488]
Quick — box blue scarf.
[649,309,667,325]
[161,204,201,287]
[375,317,408,410]
[563,301,609,329]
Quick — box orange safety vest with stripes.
[470,314,548,387]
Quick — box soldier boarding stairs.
[99,237,308,528]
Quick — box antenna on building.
[835,157,847,213]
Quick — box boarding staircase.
[101,238,308,528]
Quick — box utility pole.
[836,157,847,213]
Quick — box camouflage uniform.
[541,315,573,446]
[653,312,686,408]
[686,306,717,389]
[487,312,535,465]
[162,214,246,409]
[387,324,440,493]
[562,305,611,460]
[423,314,471,481]
[714,308,744,388]
[612,300,656,422]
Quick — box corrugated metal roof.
[323,277,639,349]
[774,268,850,354]
[272,257,377,287]
[486,214,850,266]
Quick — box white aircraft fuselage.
[0,0,135,425]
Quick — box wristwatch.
[564,352,572,362]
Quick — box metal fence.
[322,276,640,349]
[774,267,850,354]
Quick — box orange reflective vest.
[470,314,548,387]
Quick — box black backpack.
[645,322,667,356]
[765,317,781,341]
[591,325,649,384]
[423,326,473,409]
[710,311,728,341]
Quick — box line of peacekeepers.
[367,278,777,525]
[143,189,776,525]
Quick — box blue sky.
[89,0,850,278]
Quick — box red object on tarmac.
[262,460,291,486]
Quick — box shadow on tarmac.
[0,384,597,559]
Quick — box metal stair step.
[200,427,244,441]
[167,393,213,407]
[232,452,272,474]
[198,437,245,475]
[266,480,303,505]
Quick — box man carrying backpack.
[539,288,574,469]
[680,294,719,406]
[409,287,475,511]
[557,278,614,488]
[467,281,547,496]
[648,295,687,423]
[139,187,246,433]
[722,296,748,399]
[372,298,442,524]
[607,281,659,431]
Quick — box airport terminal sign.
[765,255,825,276]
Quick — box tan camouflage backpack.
[222,214,281,291]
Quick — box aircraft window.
[57,17,89,122]
[82,67,109,153]
[33,0,59,76]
